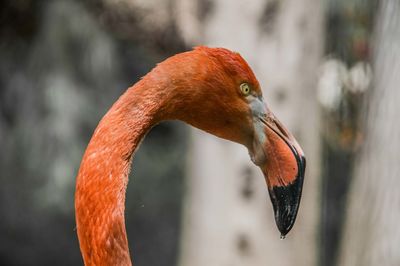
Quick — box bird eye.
[240,83,251,96]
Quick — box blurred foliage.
[326,0,377,63]
[320,1,376,266]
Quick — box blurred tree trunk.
[176,0,322,265]
[338,1,400,265]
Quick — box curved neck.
[75,79,171,266]
[74,47,251,265]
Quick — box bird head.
[160,46,306,236]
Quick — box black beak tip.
[269,156,306,237]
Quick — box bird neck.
[75,78,173,266]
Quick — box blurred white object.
[346,62,372,93]
[317,59,347,111]
[318,59,372,111]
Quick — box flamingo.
[75,46,306,266]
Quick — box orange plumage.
[75,47,305,265]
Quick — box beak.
[251,103,306,237]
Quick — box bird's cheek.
[249,120,267,166]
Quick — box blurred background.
[0,0,398,265]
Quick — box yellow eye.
[240,83,251,96]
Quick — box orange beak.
[261,115,305,237]
[250,101,306,237]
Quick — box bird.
[75,46,306,266]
